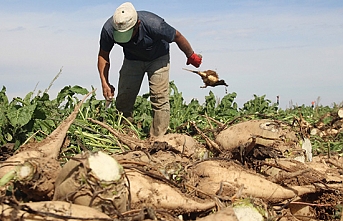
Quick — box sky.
[1,0,343,109]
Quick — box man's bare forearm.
[173,30,194,58]
[97,49,111,85]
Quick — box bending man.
[97,2,202,138]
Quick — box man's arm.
[173,30,194,58]
[173,30,202,68]
[97,48,115,100]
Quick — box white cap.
[112,2,137,43]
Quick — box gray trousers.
[115,54,170,137]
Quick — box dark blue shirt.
[100,11,176,61]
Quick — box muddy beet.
[1,118,342,220]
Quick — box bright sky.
[1,0,343,109]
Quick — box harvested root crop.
[215,119,300,157]
[232,198,267,221]
[197,206,239,221]
[261,158,328,186]
[288,198,317,221]
[154,133,209,160]
[0,156,61,200]
[0,90,93,200]
[53,151,128,216]
[0,200,111,221]
[338,108,343,118]
[310,107,343,138]
[183,68,228,88]
[188,160,310,202]
[126,168,216,214]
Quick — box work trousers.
[115,54,170,138]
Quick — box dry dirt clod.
[182,68,228,88]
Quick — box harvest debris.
[1,105,343,220]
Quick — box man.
[97,2,202,138]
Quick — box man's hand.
[102,83,115,101]
[186,52,202,68]
[173,31,202,68]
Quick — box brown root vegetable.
[53,151,128,215]
[215,119,299,153]
[262,158,334,187]
[338,108,343,118]
[308,156,343,183]
[288,199,317,221]
[182,68,228,88]
[232,198,267,221]
[197,206,239,221]
[0,150,60,201]
[0,90,94,200]
[126,169,216,213]
[189,160,299,201]
[0,201,111,221]
[262,156,343,188]
[15,156,61,200]
[154,133,208,160]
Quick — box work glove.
[186,52,202,68]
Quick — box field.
[0,82,342,220]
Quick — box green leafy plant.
[240,94,278,115]
[1,81,342,156]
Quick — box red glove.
[186,52,202,68]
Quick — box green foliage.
[1,82,342,156]
[215,92,239,120]
[133,92,152,132]
[240,94,278,115]
[7,103,37,128]
[56,85,89,111]
[169,81,202,129]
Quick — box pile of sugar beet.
[1,92,342,221]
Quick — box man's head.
[112,2,138,43]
